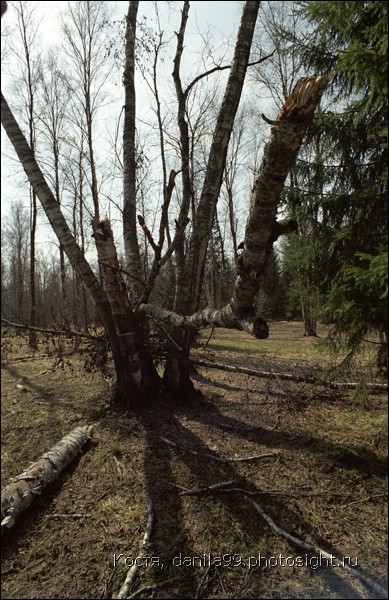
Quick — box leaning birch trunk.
[1,426,94,533]
[164,1,260,395]
[231,76,330,317]
[1,92,158,410]
[179,0,260,316]
[0,92,120,354]
[141,78,329,341]
[92,218,161,409]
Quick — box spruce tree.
[284,1,388,368]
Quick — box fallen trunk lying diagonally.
[1,426,94,533]
[190,358,388,392]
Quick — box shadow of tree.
[137,408,198,597]
[135,398,386,598]
[175,399,388,478]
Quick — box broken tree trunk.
[1,425,94,533]
[191,358,388,392]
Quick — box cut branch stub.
[249,316,270,339]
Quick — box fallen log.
[190,358,388,392]
[1,425,94,533]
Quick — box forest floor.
[1,322,388,599]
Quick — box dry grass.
[1,323,387,599]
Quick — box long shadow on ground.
[135,398,386,599]
[176,399,388,478]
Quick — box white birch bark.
[140,77,329,338]
[123,1,142,290]
[1,426,94,532]
[180,0,261,315]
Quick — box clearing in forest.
[1,322,388,599]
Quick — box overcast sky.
[1,1,268,256]
[1,1,246,204]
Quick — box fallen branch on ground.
[113,456,127,478]
[1,318,101,341]
[179,480,236,496]
[339,492,388,509]
[45,513,92,519]
[115,499,153,599]
[166,481,353,499]
[191,358,388,392]
[128,576,182,599]
[195,565,213,599]
[159,436,279,463]
[164,480,190,492]
[1,426,94,533]
[248,497,388,598]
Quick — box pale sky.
[1,1,269,257]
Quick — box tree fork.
[92,218,161,409]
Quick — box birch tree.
[2,201,29,322]
[37,52,71,324]
[1,1,328,409]
[11,1,41,348]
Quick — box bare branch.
[45,513,92,519]
[149,316,183,351]
[129,576,182,599]
[179,480,236,496]
[1,318,101,341]
[248,498,388,599]
[190,358,388,391]
[159,436,279,463]
[340,493,388,509]
[115,499,153,600]
[184,51,276,99]
[137,214,159,253]
[97,261,145,288]
[141,216,190,303]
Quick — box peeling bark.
[231,76,329,316]
[1,426,94,533]
[139,303,269,339]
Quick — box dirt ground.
[1,322,388,599]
